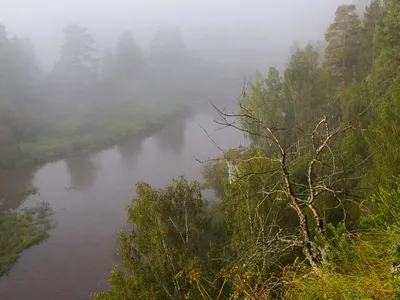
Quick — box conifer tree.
[325,5,361,87]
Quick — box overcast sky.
[1,0,352,70]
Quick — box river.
[0,111,245,300]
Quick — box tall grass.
[286,231,400,299]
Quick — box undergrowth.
[285,230,400,299]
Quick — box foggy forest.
[3,0,400,299]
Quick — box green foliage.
[286,230,400,299]
[362,178,400,228]
[369,0,400,95]
[283,45,323,125]
[93,177,211,300]
[201,159,228,199]
[96,1,400,299]
[366,77,400,184]
[242,45,331,155]
[323,223,356,268]
[223,151,294,248]
[0,202,53,276]
[241,69,283,153]
[359,0,384,78]
[0,100,187,169]
[355,0,400,189]
[325,5,362,87]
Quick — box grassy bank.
[0,100,189,170]
[0,202,53,276]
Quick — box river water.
[0,111,244,300]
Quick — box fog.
[3,0,351,72]
[0,0,358,169]
[0,1,373,299]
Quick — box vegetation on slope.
[93,0,400,298]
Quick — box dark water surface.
[0,112,244,300]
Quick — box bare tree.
[211,84,355,269]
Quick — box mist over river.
[0,111,244,300]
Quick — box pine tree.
[53,24,98,88]
[359,0,384,78]
[325,5,361,87]
[114,32,145,80]
[366,0,400,185]
[370,0,400,94]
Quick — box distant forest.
[0,24,239,169]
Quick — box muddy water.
[0,112,244,300]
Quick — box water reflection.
[64,154,100,190]
[117,137,143,168]
[0,164,39,210]
[0,112,247,300]
[153,113,188,155]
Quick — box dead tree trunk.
[212,94,353,269]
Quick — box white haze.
[2,0,352,73]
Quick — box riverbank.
[0,101,190,276]
[0,202,53,276]
[0,101,191,171]
[0,112,243,299]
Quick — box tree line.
[0,24,236,169]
